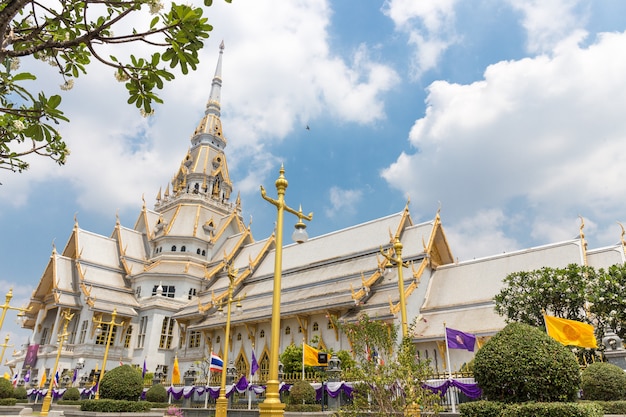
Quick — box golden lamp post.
[0,288,30,336]
[92,308,125,400]
[381,238,410,338]
[0,335,12,367]
[41,309,74,416]
[259,165,312,417]
[215,264,243,417]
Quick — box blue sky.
[2,0,626,347]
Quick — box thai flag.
[53,369,59,388]
[11,372,18,387]
[209,352,223,372]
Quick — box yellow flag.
[2,372,9,380]
[40,369,47,388]
[544,315,597,348]
[172,356,181,385]
[303,343,327,367]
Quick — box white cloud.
[382,30,626,259]
[325,186,363,218]
[383,0,459,77]
[507,0,589,53]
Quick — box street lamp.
[92,308,125,400]
[0,289,30,336]
[215,264,243,417]
[41,309,74,416]
[259,165,312,417]
[0,335,12,367]
[381,238,410,338]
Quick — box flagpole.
[301,339,305,381]
[443,322,456,413]
[205,364,211,409]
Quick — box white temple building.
[9,44,626,386]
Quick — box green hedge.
[460,401,605,417]
[285,403,323,412]
[0,398,16,406]
[459,400,506,417]
[80,399,152,412]
[587,400,626,414]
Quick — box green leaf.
[12,72,37,81]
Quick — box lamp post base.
[215,397,228,417]
[258,400,285,417]
[40,394,52,416]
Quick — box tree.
[0,0,230,172]
[473,322,580,403]
[587,263,626,340]
[336,314,440,417]
[493,264,594,328]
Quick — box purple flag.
[446,327,476,352]
[251,350,259,376]
[72,368,77,383]
[142,359,147,378]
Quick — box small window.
[196,249,201,255]
[313,322,319,331]
[260,330,265,338]
[202,250,206,256]
[237,333,242,341]
[216,336,221,343]
[327,321,333,330]
[135,287,142,297]
[171,245,177,252]
[181,246,186,252]
[298,326,302,333]
[188,288,197,300]
[285,326,291,335]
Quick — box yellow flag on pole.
[303,343,327,367]
[544,314,597,348]
[39,369,47,388]
[172,356,181,385]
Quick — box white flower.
[12,120,25,131]
[140,108,155,117]
[148,0,164,14]
[114,71,130,82]
[60,79,74,90]
[9,57,20,71]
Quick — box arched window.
[171,245,177,252]
[313,322,319,331]
[285,326,291,335]
[202,250,206,256]
[196,248,201,255]
[260,330,265,338]
[181,246,186,252]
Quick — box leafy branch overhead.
[0,0,231,172]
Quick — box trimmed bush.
[458,400,506,417]
[0,378,13,399]
[80,399,152,412]
[145,383,168,403]
[473,322,581,403]
[591,400,626,414]
[581,362,626,401]
[63,386,81,401]
[99,365,143,401]
[13,386,27,400]
[0,398,16,406]
[288,380,316,405]
[501,401,603,417]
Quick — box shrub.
[0,378,14,399]
[0,398,16,406]
[581,362,626,400]
[458,400,506,417]
[63,387,81,401]
[13,386,27,400]
[287,380,316,405]
[500,401,603,417]
[145,383,168,403]
[473,322,581,403]
[81,399,152,412]
[99,365,143,401]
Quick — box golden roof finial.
[619,222,626,258]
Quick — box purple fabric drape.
[423,379,482,399]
